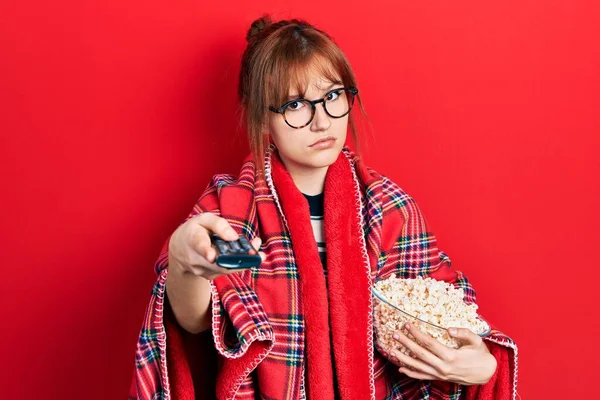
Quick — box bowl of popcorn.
[372,275,491,360]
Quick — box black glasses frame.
[268,87,359,129]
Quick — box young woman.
[130,16,518,400]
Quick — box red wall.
[2,1,598,398]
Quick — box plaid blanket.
[129,145,518,399]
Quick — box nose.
[310,102,331,132]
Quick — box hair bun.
[246,15,273,42]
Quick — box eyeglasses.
[268,87,359,129]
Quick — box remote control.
[210,233,262,270]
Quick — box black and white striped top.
[302,192,327,274]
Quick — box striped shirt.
[302,192,327,274]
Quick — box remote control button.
[241,242,254,251]
[241,243,252,251]
[230,241,241,251]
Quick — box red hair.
[238,15,369,175]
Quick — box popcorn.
[372,275,490,360]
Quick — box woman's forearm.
[165,258,212,334]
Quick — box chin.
[278,143,344,171]
[306,146,343,168]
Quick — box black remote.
[210,233,262,270]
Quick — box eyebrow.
[286,82,343,101]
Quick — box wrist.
[168,256,187,274]
[480,352,498,384]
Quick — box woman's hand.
[168,212,266,280]
[389,322,497,385]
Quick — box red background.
[1,0,599,398]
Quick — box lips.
[309,136,336,147]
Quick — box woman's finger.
[187,259,241,278]
[195,213,239,241]
[258,251,267,262]
[398,367,439,381]
[251,237,267,263]
[251,237,262,251]
[391,348,439,377]
[189,226,216,262]
[393,328,445,371]
[404,322,453,360]
[448,327,482,347]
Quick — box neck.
[279,158,328,196]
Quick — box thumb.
[251,237,267,262]
[251,237,262,250]
[448,327,480,347]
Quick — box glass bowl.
[372,286,491,360]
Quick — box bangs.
[266,47,355,107]
[285,56,343,103]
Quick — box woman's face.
[267,72,349,174]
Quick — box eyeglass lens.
[284,88,354,128]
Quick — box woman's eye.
[326,90,341,102]
[288,101,304,111]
